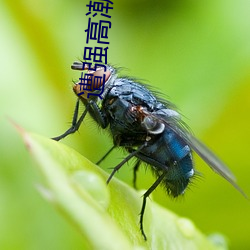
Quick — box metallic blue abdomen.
[136,128,194,197]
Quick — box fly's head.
[71,62,116,100]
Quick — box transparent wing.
[170,122,247,198]
[150,110,247,198]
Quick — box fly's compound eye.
[142,116,165,134]
[72,62,111,99]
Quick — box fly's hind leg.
[140,172,166,240]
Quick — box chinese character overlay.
[86,0,113,18]
[77,63,107,99]
[85,18,111,44]
[83,46,108,64]
[78,0,113,99]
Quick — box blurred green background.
[1,0,250,249]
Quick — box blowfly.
[52,62,246,240]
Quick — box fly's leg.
[52,99,107,141]
[52,99,88,141]
[140,172,166,240]
[107,143,146,184]
[133,160,141,189]
[88,100,107,129]
[96,145,116,165]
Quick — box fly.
[52,62,247,240]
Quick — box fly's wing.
[182,132,248,197]
[152,110,247,198]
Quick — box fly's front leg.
[52,98,107,141]
[52,99,89,141]
[88,100,107,129]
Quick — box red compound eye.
[72,62,111,99]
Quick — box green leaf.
[19,128,226,250]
